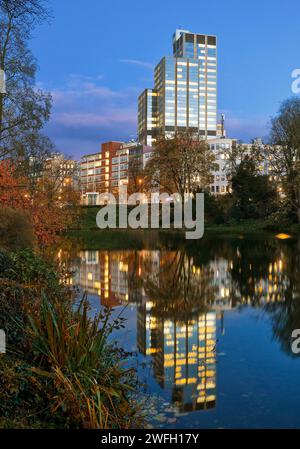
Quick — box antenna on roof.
[221,114,226,139]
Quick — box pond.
[65,233,300,429]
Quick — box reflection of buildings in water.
[72,250,161,308]
[252,260,287,304]
[72,250,288,309]
[205,256,287,309]
[137,304,217,412]
[73,250,130,307]
[232,257,288,306]
[72,250,235,311]
[71,249,289,413]
[208,258,234,310]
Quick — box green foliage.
[26,295,138,428]
[204,193,234,224]
[264,201,295,230]
[0,356,53,428]
[0,248,60,287]
[269,97,300,222]
[0,250,140,429]
[231,157,277,220]
[0,207,35,251]
[0,278,32,351]
[0,250,13,274]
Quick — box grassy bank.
[67,229,147,250]
[207,220,300,236]
[70,207,300,249]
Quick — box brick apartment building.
[80,141,152,205]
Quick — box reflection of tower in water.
[72,248,288,415]
[74,249,218,412]
[137,303,217,412]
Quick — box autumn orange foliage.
[0,160,80,245]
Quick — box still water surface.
[67,234,300,428]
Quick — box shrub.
[27,296,139,429]
[264,201,295,230]
[204,193,234,224]
[0,207,35,251]
[0,249,62,289]
[9,250,60,286]
[0,250,13,275]
[0,250,141,429]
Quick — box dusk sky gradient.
[30,0,300,159]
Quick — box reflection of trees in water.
[120,236,300,359]
[228,238,284,306]
[135,247,218,413]
[62,232,300,358]
[141,250,216,320]
[146,235,300,358]
[265,300,300,356]
[43,236,83,282]
[225,238,300,357]
[264,242,300,356]
[120,250,144,303]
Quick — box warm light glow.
[276,233,292,240]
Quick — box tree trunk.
[0,92,3,136]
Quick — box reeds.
[0,249,141,429]
[27,294,139,429]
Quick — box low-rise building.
[208,138,270,195]
[208,138,237,194]
[44,152,79,190]
[80,136,272,203]
[27,152,79,193]
[80,141,152,205]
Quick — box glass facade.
[138,29,217,145]
[138,88,158,146]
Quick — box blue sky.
[30,0,300,159]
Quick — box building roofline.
[81,152,101,159]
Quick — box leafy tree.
[224,142,264,182]
[231,156,277,220]
[144,131,216,197]
[0,207,35,251]
[204,192,234,224]
[0,160,80,245]
[127,154,144,195]
[0,0,52,160]
[267,97,300,222]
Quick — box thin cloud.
[120,59,154,70]
[41,74,138,157]
[68,74,104,82]
[54,111,136,127]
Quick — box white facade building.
[208,138,237,194]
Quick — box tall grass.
[0,250,141,429]
[27,295,140,429]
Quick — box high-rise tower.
[138,29,217,145]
